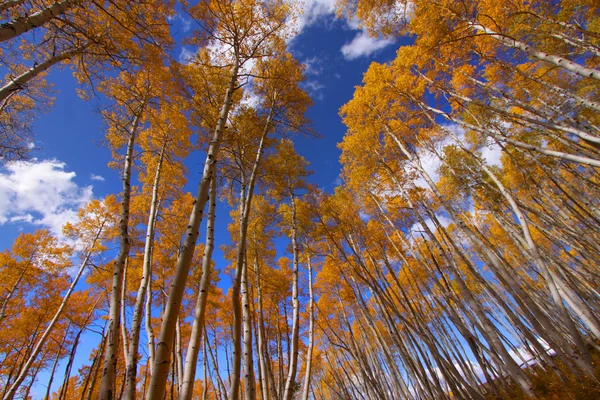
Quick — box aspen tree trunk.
[145,275,155,374]
[300,255,314,400]
[121,259,130,369]
[469,22,600,81]
[376,162,524,381]
[229,108,273,400]
[0,262,30,323]
[147,61,239,400]
[254,315,263,400]
[282,194,301,400]
[175,317,184,395]
[124,145,165,400]
[2,225,104,400]
[276,320,284,398]
[99,106,144,400]
[179,175,217,400]
[43,325,69,400]
[0,0,84,43]
[23,366,41,400]
[438,125,596,372]
[206,327,227,400]
[0,44,89,103]
[59,327,82,400]
[80,337,104,400]
[203,336,209,400]
[86,332,108,400]
[464,153,595,373]
[59,299,101,399]
[552,272,600,339]
[381,127,536,396]
[254,252,271,400]
[241,255,256,400]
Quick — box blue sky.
[0,2,409,396]
[0,2,405,249]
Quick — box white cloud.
[0,159,93,237]
[90,174,105,181]
[302,56,324,76]
[409,214,451,239]
[341,31,394,60]
[481,141,503,167]
[301,80,326,100]
[294,0,337,33]
[240,89,262,109]
[179,47,196,64]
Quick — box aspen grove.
[0,0,599,399]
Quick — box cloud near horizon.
[0,159,94,238]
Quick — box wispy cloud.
[301,80,326,100]
[341,31,394,60]
[302,56,325,76]
[294,0,337,33]
[90,174,105,182]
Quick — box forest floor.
[483,349,600,399]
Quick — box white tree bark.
[229,108,274,400]
[179,175,217,400]
[0,0,84,43]
[99,105,145,400]
[282,195,301,400]
[300,254,314,400]
[124,145,165,400]
[470,22,600,81]
[0,44,89,103]
[147,60,239,400]
[2,222,105,400]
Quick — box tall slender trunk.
[203,335,209,400]
[254,251,270,400]
[241,254,256,400]
[469,22,600,81]
[300,254,314,400]
[58,298,101,399]
[439,123,596,372]
[0,262,30,323]
[0,0,84,43]
[3,225,104,400]
[0,44,89,103]
[99,105,145,400]
[86,331,108,400]
[124,145,166,400]
[145,273,155,373]
[80,333,105,400]
[175,316,184,396]
[58,328,81,399]
[207,327,227,400]
[179,175,217,400]
[282,195,300,400]
[382,126,536,396]
[147,60,239,400]
[43,324,70,400]
[229,107,274,400]
[121,258,130,371]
